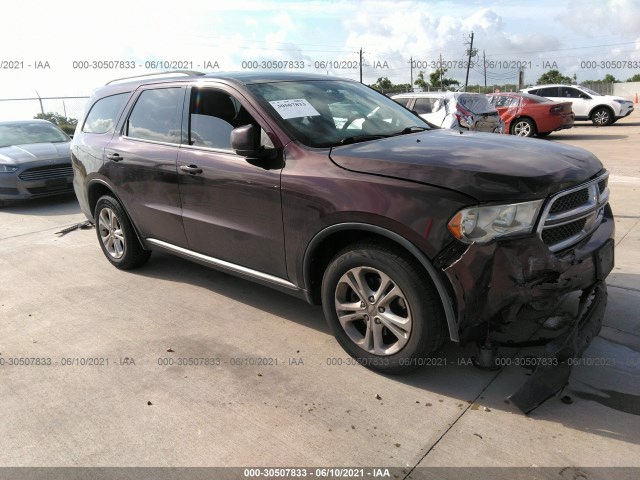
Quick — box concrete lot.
[1,111,639,476]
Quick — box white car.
[520,84,634,126]
[392,92,504,133]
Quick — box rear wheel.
[95,195,151,270]
[321,241,447,374]
[591,107,613,126]
[510,118,536,137]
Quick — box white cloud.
[1,0,638,105]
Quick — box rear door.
[104,84,188,246]
[176,84,287,278]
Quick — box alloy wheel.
[98,207,125,259]
[334,266,412,356]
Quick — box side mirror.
[231,124,261,157]
[579,94,590,100]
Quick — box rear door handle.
[180,164,203,174]
[106,153,123,162]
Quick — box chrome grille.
[548,189,589,214]
[541,218,587,245]
[538,172,609,252]
[18,164,73,181]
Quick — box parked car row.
[393,83,634,137]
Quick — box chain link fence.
[579,82,614,95]
[0,96,89,133]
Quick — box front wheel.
[95,195,151,270]
[321,242,447,374]
[510,118,536,137]
[591,107,613,126]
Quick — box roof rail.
[105,70,206,85]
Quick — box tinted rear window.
[532,87,559,97]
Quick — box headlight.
[448,200,543,244]
[0,165,18,173]
[614,99,630,105]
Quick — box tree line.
[371,69,640,93]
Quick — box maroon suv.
[72,72,614,412]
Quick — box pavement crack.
[614,218,640,247]
[402,367,505,478]
[608,284,640,293]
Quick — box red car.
[487,92,574,137]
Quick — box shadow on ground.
[128,251,640,445]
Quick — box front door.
[177,85,287,279]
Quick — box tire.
[510,118,536,137]
[321,241,447,374]
[94,195,151,270]
[591,107,613,126]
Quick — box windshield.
[247,80,430,147]
[0,122,69,148]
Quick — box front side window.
[247,80,430,147]
[560,87,583,99]
[126,88,184,143]
[189,88,239,150]
[82,93,129,134]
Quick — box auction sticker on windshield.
[269,99,320,119]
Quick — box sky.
[1,0,639,120]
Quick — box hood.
[606,95,633,103]
[0,142,71,165]
[329,130,603,202]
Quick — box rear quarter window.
[82,93,130,134]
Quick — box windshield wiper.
[339,134,390,145]
[392,126,429,136]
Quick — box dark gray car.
[0,119,73,206]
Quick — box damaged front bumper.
[441,205,615,413]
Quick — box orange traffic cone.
[635,93,638,104]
